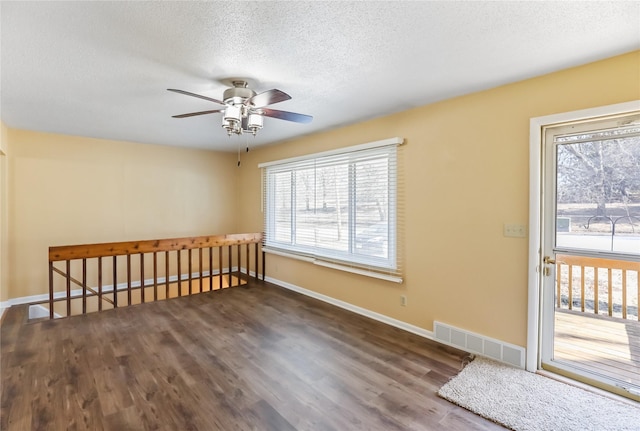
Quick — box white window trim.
[258,137,403,169]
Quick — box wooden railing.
[556,254,639,320]
[48,233,264,319]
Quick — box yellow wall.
[6,129,239,299]
[0,122,9,303]
[237,51,640,347]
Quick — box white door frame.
[526,100,640,373]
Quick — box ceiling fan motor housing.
[223,81,256,106]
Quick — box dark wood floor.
[1,282,504,431]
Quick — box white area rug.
[438,357,640,431]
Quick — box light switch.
[504,223,527,238]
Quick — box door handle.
[543,256,556,265]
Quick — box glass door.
[540,112,640,400]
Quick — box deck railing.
[48,233,264,319]
[555,254,639,320]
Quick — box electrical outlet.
[400,295,407,306]
[503,223,527,238]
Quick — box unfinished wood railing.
[48,233,264,319]
[556,254,639,320]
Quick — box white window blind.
[260,138,404,281]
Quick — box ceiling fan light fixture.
[247,113,263,136]
[223,104,242,122]
[222,105,243,135]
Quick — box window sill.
[262,247,403,284]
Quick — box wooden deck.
[554,309,640,388]
[1,282,504,431]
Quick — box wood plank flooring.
[554,309,640,387]
[1,282,505,430]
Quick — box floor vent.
[433,321,525,368]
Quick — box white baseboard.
[28,304,58,319]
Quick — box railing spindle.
[237,244,241,286]
[153,252,158,302]
[228,245,232,287]
[580,266,585,312]
[246,244,250,283]
[98,257,103,312]
[556,263,561,308]
[165,251,170,299]
[622,269,627,319]
[127,254,132,306]
[568,264,573,310]
[254,243,259,281]
[219,246,223,290]
[209,247,213,291]
[49,262,54,319]
[637,272,640,322]
[607,268,612,317]
[113,256,118,308]
[66,260,71,317]
[82,258,87,314]
[177,250,182,297]
[140,253,145,304]
[199,248,203,293]
[593,267,599,315]
[188,249,193,295]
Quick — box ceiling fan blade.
[261,108,313,124]
[249,89,291,108]
[167,88,225,105]
[172,109,223,118]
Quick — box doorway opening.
[528,101,640,401]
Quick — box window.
[554,119,640,255]
[260,137,403,281]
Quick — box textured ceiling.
[1,1,639,152]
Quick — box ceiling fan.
[168,80,312,137]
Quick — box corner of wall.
[0,122,10,304]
